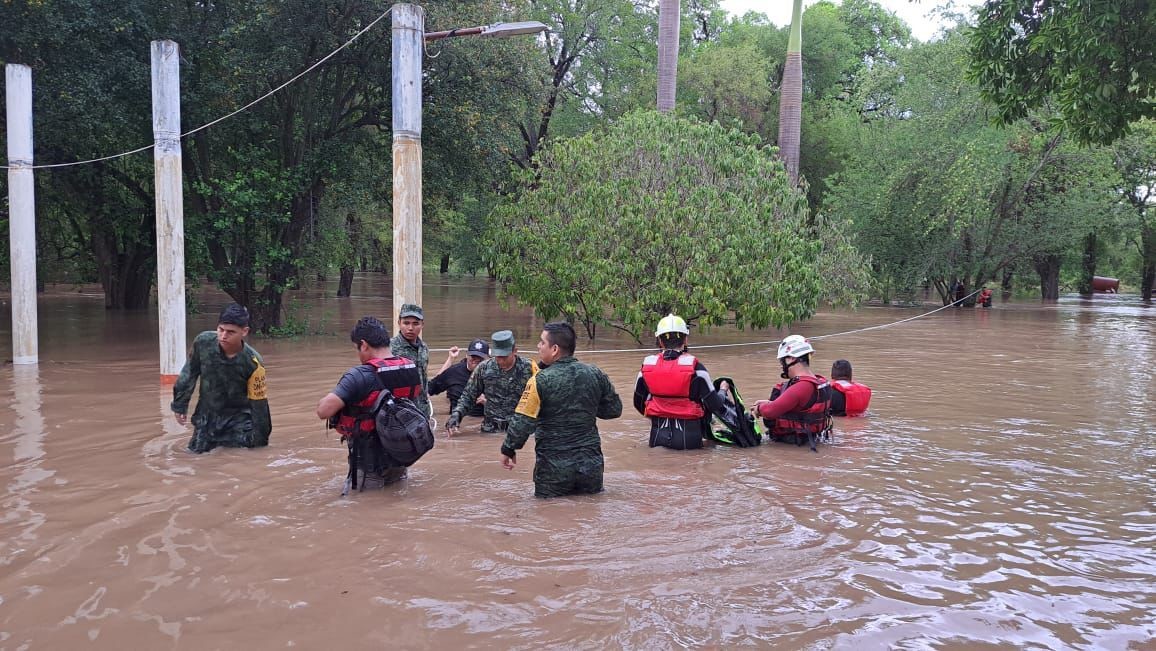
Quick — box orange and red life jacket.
[335,357,421,437]
[767,375,832,438]
[641,353,706,420]
[832,379,871,416]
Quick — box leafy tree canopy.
[486,110,869,341]
[968,0,1156,144]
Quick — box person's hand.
[446,346,460,361]
[751,400,767,417]
[501,454,516,470]
[719,380,730,392]
[445,413,460,437]
[174,412,187,426]
[476,393,487,405]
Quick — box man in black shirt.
[428,338,489,418]
[316,316,423,491]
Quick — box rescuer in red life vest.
[316,316,424,491]
[633,314,729,450]
[829,359,872,417]
[752,334,833,450]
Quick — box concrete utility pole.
[151,41,187,383]
[392,4,424,320]
[389,5,546,319]
[5,64,39,365]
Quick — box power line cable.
[1,6,394,170]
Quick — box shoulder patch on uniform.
[247,357,268,400]
[515,375,541,419]
[643,354,659,366]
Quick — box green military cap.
[490,330,516,356]
[398,303,424,320]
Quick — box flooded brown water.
[1,276,1154,649]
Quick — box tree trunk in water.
[1141,224,1155,301]
[1001,266,1014,301]
[777,0,804,185]
[1035,255,1061,300]
[248,284,285,334]
[93,233,155,309]
[657,0,680,113]
[1078,232,1097,296]
[439,253,450,274]
[337,267,354,298]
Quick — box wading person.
[316,316,424,490]
[390,303,431,418]
[829,359,872,417]
[752,335,832,451]
[171,303,272,453]
[500,323,622,498]
[633,314,729,450]
[446,330,536,437]
[428,338,489,418]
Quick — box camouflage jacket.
[451,355,537,423]
[171,331,272,443]
[390,332,430,415]
[502,356,621,455]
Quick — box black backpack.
[706,376,763,448]
[371,390,435,467]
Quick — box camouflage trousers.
[532,448,604,498]
[188,411,266,453]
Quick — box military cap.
[490,330,516,356]
[398,303,424,320]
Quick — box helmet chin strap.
[779,358,800,379]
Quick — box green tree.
[968,0,1156,145]
[486,110,868,341]
[1111,119,1156,299]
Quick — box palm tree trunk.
[777,0,803,185]
[657,0,680,113]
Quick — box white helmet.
[777,334,814,359]
[655,313,690,337]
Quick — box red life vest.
[832,379,871,416]
[767,375,832,439]
[335,357,421,437]
[641,352,705,420]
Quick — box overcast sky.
[718,0,982,42]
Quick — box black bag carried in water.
[707,376,763,448]
[371,390,435,467]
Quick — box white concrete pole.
[151,41,187,383]
[5,64,39,365]
[392,3,424,318]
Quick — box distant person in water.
[171,303,272,453]
[977,286,993,308]
[829,359,872,417]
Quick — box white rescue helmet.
[777,334,814,360]
[655,313,690,337]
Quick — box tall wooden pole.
[151,41,187,383]
[5,64,39,365]
[657,0,680,113]
[392,4,424,318]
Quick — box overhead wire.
[426,289,986,356]
[1,6,395,170]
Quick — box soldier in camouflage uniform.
[172,303,272,453]
[445,330,537,436]
[501,322,622,498]
[389,303,431,418]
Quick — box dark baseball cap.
[398,303,424,320]
[466,338,490,358]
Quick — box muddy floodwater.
[1,276,1154,649]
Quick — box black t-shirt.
[428,359,485,416]
[333,358,422,408]
[829,386,847,416]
